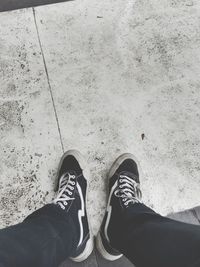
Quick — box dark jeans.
[111,203,200,267]
[0,205,78,267]
[0,203,200,267]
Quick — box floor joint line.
[32,7,64,153]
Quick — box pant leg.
[111,203,200,267]
[0,204,78,267]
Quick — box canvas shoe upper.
[96,153,142,261]
[53,150,93,262]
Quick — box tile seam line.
[32,7,64,153]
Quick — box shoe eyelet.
[69,192,72,195]
[64,201,68,206]
[114,191,119,197]
[124,202,128,206]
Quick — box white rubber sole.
[96,153,143,261]
[70,237,94,262]
[96,232,122,261]
[56,150,94,262]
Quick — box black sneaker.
[53,150,94,262]
[96,153,142,261]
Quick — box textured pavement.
[0,0,200,235]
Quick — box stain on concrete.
[0,9,62,228]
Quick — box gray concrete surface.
[0,0,200,238]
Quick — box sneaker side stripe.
[77,183,85,247]
[105,180,118,242]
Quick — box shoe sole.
[96,153,143,261]
[96,232,123,261]
[70,236,94,262]
[56,150,94,262]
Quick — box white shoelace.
[114,174,142,206]
[54,172,76,210]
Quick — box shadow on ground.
[0,0,73,12]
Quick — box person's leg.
[0,204,78,267]
[97,153,200,267]
[114,203,200,267]
[0,150,93,267]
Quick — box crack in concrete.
[32,7,64,153]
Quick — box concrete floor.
[0,0,200,235]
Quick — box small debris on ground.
[141,133,145,140]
